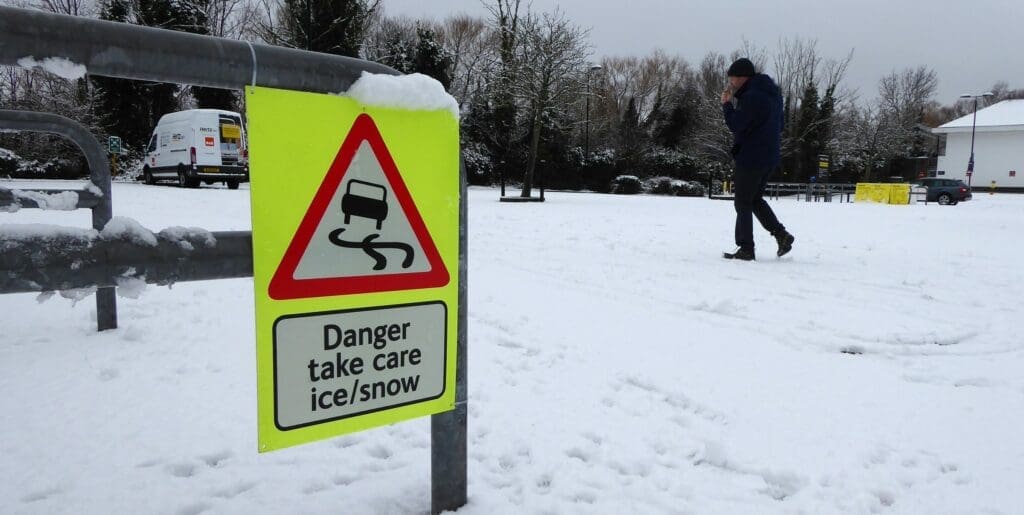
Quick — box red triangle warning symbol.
[268,114,450,300]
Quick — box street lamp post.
[959,91,994,189]
[584,64,602,160]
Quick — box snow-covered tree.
[413,27,452,90]
[511,9,590,197]
[255,0,378,57]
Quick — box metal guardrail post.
[431,157,468,514]
[0,109,116,330]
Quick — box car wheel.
[143,167,154,185]
[227,180,240,190]
[938,193,952,205]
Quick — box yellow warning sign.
[246,86,460,453]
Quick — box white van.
[143,109,248,189]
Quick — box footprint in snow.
[21,486,63,503]
[176,502,212,515]
[167,462,198,478]
[366,444,392,460]
[211,482,256,499]
[199,450,233,468]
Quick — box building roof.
[933,99,1024,133]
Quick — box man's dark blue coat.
[722,74,784,169]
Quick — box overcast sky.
[381,0,1024,105]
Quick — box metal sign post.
[108,135,121,176]
[818,154,830,202]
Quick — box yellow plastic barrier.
[888,184,910,205]
[855,183,910,205]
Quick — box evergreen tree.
[795,82,820,181]
[815,84,836,177]
[653,85,698,149]
[412,28,453,90]
[136,0,199,127]
[780,94,795,179]
[460,92,498,185]
[377,32,416,74]
[278,0,377,57]
[92,0,153,152]
[618,97,642,167]
[180,0,237,110]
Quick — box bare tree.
[486,0,522,77]
[596,51,689,130]
[878,66,938,121]
[204,0,253,39]
[512,9,590,197]
[690,52,732,164]
[989,80,1024,102]
[437,14,496,108]
[773,37,822,103]
[38,0,93,16]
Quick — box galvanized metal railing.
[0,109,118,330]
[0,6,466,513]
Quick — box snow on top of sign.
[344,72,460,119]
[937,99,1024,130]
[100,216,158,247]
[12,189,80,211]
[17,56,88,81]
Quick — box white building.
[933,99,1024,191]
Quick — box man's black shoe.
[774,231,795,257]
[723,247,755,261]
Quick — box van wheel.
[177,166,198,188]
[227,180,240,190]
[143,167,155,185]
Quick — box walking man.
[721,57,794,261]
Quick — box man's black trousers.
[733,165,785,250]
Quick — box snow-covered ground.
[2,182,1022,515]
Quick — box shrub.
[643,176,674,195]
[671,179,706,197]
[0,147,18,177]
[610,175,642,194]
[462,140,493,186]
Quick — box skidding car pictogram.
[342,179,388,229]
